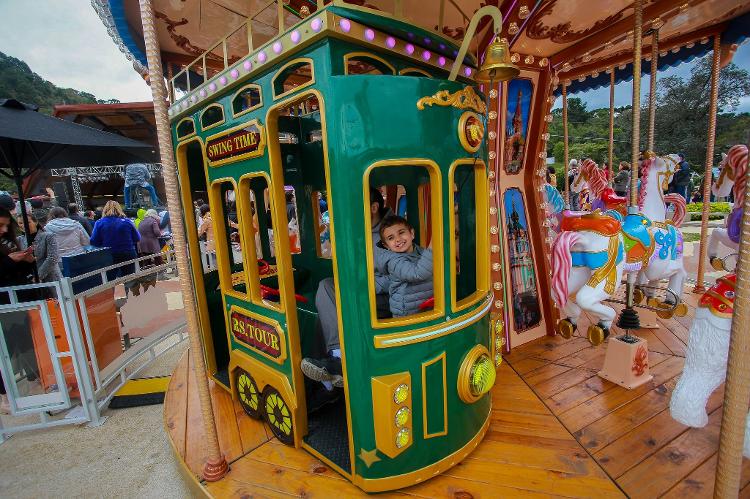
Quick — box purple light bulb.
[310,18,322,32]
[219,76,228,86]
[258,51,267,63]
[291,30,301,44]
[230,69,239,79]
[209,82,217,92]
[243,60,252,71]
[339,19,351,33]
[438,56,446,67]
[405,43,415,55]
[422,50,431,61]
[463,67,472,77]
[365,28,375,41]
[273,41,283,54]
[386,36,396,49]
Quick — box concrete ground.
[0,340,194,499]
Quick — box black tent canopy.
[0,98,157,246]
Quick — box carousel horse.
[708,145,748,271]
[552,210,630,345]
[570,166,593,212]
[669,274,750,457]
[630,153,689,316]
[575,159,628,216]
[543,183,565,235]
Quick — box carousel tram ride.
[170,5,503,492]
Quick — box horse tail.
[664,193,686,227]
[551,231,582,310]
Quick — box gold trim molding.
[416,86,486,114]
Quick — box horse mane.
[727,145,749,203]
[580,159,607,197]
[637,157,653,210]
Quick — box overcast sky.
[0,1,747,112]
[0,0,153,102]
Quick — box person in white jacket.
[44,207,90,269]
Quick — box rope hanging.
[647,27,659,152]
[608,67,615,185]
[563,81,570,207]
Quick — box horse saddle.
[561,209,621,236]
[600,187,627,209]
[700,274,736,318]
[621,214,653,263]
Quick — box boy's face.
[382,223,415,253]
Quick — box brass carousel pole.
[138,0,228,481]
[647,25,659,152]
[693,34,722,294]
[563,81,570,207]
[608,67,615,185]
[619,0,643,329]
[714,134,750,497]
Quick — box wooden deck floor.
[164,291,748,497]
[504,291,750,498]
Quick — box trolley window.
[365,161,444,328]
[208,179,247,299]
[232,84,263,117]
[284,187,301,255]
[450,160,489,311]
[238,174,284,311]
[200,104,225,131]
[344,52,396,75]
[312,191,331,259]
[399,68,431,78]
[176,118,195,139]
[273,59,314,100]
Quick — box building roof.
[52,101,158,148]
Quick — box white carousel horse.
[575,159,628,216]
[708,145,748,271]
[669,274,750,457]
[551,210,630,345]
[631,153,688,314]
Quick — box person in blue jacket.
[90,200,141,288]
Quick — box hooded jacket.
[34,229,61,282]
[373,244,433,317]
[138,216,162,254]
[44,217,90,260]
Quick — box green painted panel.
[423,354,446,437]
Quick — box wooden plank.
[558,355,685,432]
[184,348,208,477]
[531,366,602,400]
[164,348,189,460]
[552,344,609,371]
[662,452,750,498]
[523,363,575,389]
[233,395,273,455]
[548,351,672,415]
[209,379,244,463]
[506,335,587,363]
[490,409,575,440]
[446,455,623,498]
[204,476,299,498]
[574,378,678,454]
[595,385,726,478]
[649,321,687,357]
[509,357,550,375]
[404,471,558,498]
[533,337,593,362]
[618,408,723,498]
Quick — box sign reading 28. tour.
[205,120,266,167]
[230,309,286,362]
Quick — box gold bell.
[475,37,519,83]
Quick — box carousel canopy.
[97,0,750,92]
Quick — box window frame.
[363,159,444,330]
[449,159,490,313]
[272,58,315,101]
[231,83,264,119]
[237,172,284,313]
[208,177,249,302]
[200,103,226,131]
[344,51,396,75]
[176,117,196,140]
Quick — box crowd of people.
[0,190,172,413]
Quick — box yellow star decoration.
[358,448,381,468]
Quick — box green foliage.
[689,212,726,221]
[686,202,731,213]
[547,59,750,176]
[0,51,115,114]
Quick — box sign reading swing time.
[205,119,266,167]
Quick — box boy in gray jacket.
[374,215,433,317]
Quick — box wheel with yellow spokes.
[262,387,294,445]
[235,369,261,420]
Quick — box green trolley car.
[170,5,503,492]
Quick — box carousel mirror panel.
[504,79,534,175]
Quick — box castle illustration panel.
[504,78,534,175]
[503,188,542,332]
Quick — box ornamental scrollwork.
[416,86,486,114]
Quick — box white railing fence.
[0,250,188,442]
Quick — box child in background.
[374,215,433,317]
